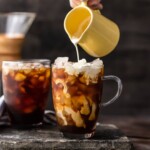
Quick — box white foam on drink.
[54,57,69,68]
[54,57,103,79]
[2,61,49,71]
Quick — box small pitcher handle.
[101,75,123,107]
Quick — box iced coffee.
[2,59,51,128]
[52,57,104,138]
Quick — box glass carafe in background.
[0,12,36,69]
[0,12,36,95]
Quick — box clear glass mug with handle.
[52,57,123,139]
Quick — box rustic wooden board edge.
[0,124,134,150]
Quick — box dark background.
[0,0,150,116]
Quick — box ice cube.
[46,70,50,78]
[24,69,32,75]
[15,73,26,81]
[91,58,103,68]
[65,63,75,75]
[73,59,87,68]
[39,67,46,74]
[39,76,45,82]
[33,63,43,69]
[84,67,100,80]
[54,57,69,68]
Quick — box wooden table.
[101,115,150,150]
[0,123,133,150]
[0,114,149,149]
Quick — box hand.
[69,0,103,10]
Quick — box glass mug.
[2,59,51,128]
[52,58,122,138]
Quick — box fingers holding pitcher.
[87,0,103,10]
[69,0,103,10]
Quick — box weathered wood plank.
[0,124,133,150]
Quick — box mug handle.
[101,75,123,107]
